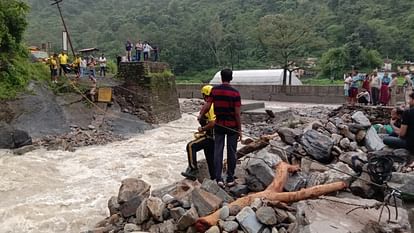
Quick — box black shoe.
[181,168,198,180]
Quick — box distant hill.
[25,0,414,75]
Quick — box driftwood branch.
[237,133,279,159]
[195,162,347,232]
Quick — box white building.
[209,69,303,86]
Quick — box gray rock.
[277,127,301,145]
[170,207,186,221]
[161,194,175,204]
[201,179,234,203]
[355,130,367,143]
[192,187,222,217]
[219,206,230,220]
[301,129,334,164]
[108,196,120,216]
[278,227,287,233]
[12,144,36,155]
[274,209,289,223]
[256,207,278,225]
[349,141,358,151]
[284,173,307,192]
[226,216,236,221]
[254,148,283,167]
[0,123,32,149]
[261,228,271,233]
[124,223,139,232]
[331,133,343,145]
[286,211,296,223]
[393,149,412,162]
[350,170,375,198]
[388,172,414,194]
[250,198,263,211]
[205,225,220,233]
[338,124,356,141]
[118,178,151,218]
[177,207,199,230]
[136,198,150,224]
[339,152,367,167]
[364,127,385,151]
[230,205,242,216]
[310,121,324,131]
[323,162,355,185]
[221,220,239,232]
[294,197,411,233]
[236,207,264,233]
[245,158,275,192]
[352,111,371,127]
[339,138,351,150]
[229,184,249,197]
[148,219,176,233]
[271,227,279,233]
[147,197,165,222]
[325,122,338,134]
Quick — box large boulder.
[117,178,151,218]
[277,128,302,145]
[351,111,371,128]
[300,129,334,164]
[245,158,275,192]
[294,197,411,233]
[388,172,414,194]
[191,187,222,217]
[0,123,32,149]
[236,207,264,233]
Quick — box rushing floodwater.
[0,113,198,233]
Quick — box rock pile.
[34,125,124,151]
[86,105,413,233]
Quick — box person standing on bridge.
[98,54,107,77]
[125,40,133,62]
[181,85,216,181]
[199,68,241,188]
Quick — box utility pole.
[51,0,75,57]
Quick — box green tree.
[258,14,311,86]
[319,47,349,80]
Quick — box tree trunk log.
[195,162,347,232]
[236,134,279,159]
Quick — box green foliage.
[106,60,117,74]
[148,70,174,79]
[24,0,414,82]
[0,0,49,99]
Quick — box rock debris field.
[86,102,413,233]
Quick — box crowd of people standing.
[124,39,159,62]
[344,70,411,107]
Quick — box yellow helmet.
[201,85,213,96]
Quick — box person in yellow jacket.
[50,54,59,83]
[73,54,81,80]
[181,85,216,180]
[58,50,69,76]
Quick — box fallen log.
[236,133,279,159]
[195,162,347,232]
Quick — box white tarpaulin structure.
[209,69,303,85]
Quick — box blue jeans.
[135,50,141,61]
[214,131,238,182]
[383,136,407,149]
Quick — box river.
[0,100,341,233]
[0,113,198,233]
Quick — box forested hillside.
[25,0,414,79]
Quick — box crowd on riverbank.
[344,70,413,107]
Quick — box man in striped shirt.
[199,68,241,187]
